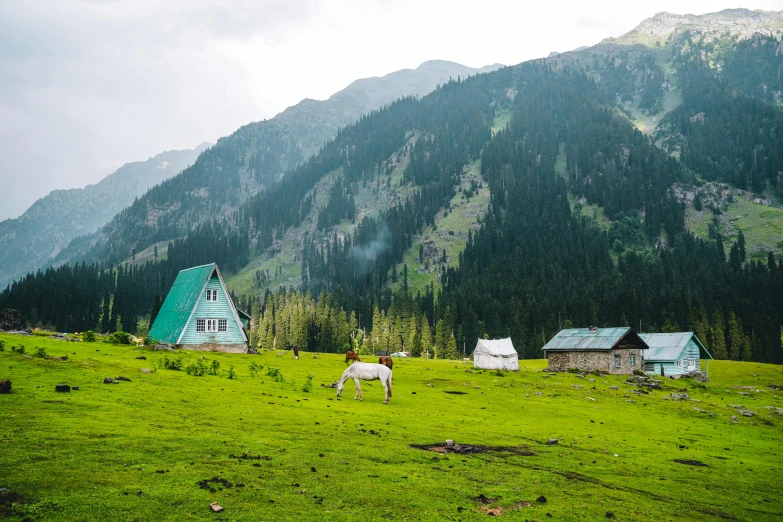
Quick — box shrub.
[208,359,221,376]
[161,355,183,371]
[302,374,313,393]
[494,369,505,377]
[266,367,283,382]
[633,369,646,376]
[82,330,96,343]
[0,340,4,351]
[186,359,208,376]
[12,344,26,355]
[107,331,132,345]
[142,335,159,346]
[34,346,48,358]
[249,361,264,377]
[227,366,237,380]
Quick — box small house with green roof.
[148,264,251,353]
[639,332,712,378]
[541,326,648,374]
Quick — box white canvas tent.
[473,338,519,371]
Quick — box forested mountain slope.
[0,144,209,287]
[2,10,782,364]
[52,61,502,269]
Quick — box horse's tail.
[387,371,393,398]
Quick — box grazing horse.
[345,350,361,364]
[378,355,393,370]
[336,362,393,404]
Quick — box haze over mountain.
[0,144,209,286]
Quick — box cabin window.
[196,319,205,332]
[676,360,681,367]
[630,354,636,366]
[206,289,218,302]
[205,319,218,332]
[218,319,227,332]
[644,362,654,372]
[614,355,621,368]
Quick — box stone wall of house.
[546,348,642,374]
[179,343,248,354]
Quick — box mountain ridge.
[51,60,504,271]
[0,143,210,286]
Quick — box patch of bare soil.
[410,443,534,456]
[673,459,708,467]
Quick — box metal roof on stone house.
[148,263,246,344]
[541,327,649,351]
[639,332,712,361]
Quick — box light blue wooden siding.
[644,339,701,376]
[179,274,245,345]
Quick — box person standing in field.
[293,344,299,360]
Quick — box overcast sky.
[1,0,780,220]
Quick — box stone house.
[541,327,648,374]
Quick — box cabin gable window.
[206,289,218,302]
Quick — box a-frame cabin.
[149,264,250,353]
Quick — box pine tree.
[442,332,459,360]
[726,312,745,361]
[708,307,728,359]
[421,318,432,358]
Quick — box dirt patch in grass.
[197,477,234,492]
[0,489,26,517]
[411,443,535,456]
[673,459,709,467]
[229,453,271,461]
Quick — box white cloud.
[0,0,780,219]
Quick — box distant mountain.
[53,60,504,269]
[0,144,209,286]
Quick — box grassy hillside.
[2,332,782,520]
[683,182,783,261]
[390,161,490,295]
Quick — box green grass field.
[1,333,782,521]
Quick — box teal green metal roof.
[148,264,216,343]
[542,327,648,351]
[639,332,713,360]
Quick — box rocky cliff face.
[609,8,783,45]
[0,143,209,286]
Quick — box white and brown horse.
[336,362,393,404]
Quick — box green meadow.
[1,332,782,521]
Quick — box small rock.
[536,495,547,503]
[0,380,11,394]
[739,409,755,417]
[72,386,80,390]
[445,439,455,446]
[606,511,615,519]
[608,385,618,390]
[546,439,558,445]
[535,391,543,396]
[140,368,151,373]
[588,378,595,383]
[587,397,596,401]
[115,376,131,382]
[209,502,224,512]
[55,383,70,393]
[103,377,116,384]
[135,356,147,360]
